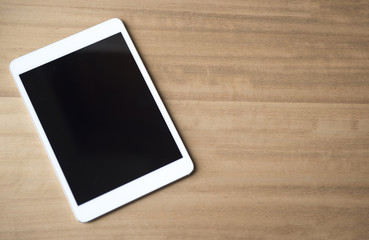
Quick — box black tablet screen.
[20,33,182,205]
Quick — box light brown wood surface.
[1,0,369,239]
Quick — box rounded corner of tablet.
[75,214,91,223]
[107,18,124,28]
[72,206,97,223]
[186,159,195,175]
[9,58,19,73]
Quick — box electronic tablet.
[9,18,194,222]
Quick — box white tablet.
[9,18,194,222]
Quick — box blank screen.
[20,33,182,205]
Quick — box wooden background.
[1,0,369,239]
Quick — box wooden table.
[1,1,369,239]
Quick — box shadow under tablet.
[20,33,182,205]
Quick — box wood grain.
[1,0,369,239]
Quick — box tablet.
[9,18,194,222]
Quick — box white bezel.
[9,18,194,222]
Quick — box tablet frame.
[9,18,194,222]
